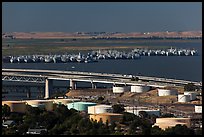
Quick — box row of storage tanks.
[113,85,150,93]
[156,88,199,103]
[177,92,198,102]
[2,99,80,113]
[113,85,199,103]
[2,99,202,125]
[2,99,162,124]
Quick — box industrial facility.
[125,106,160,117]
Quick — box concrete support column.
[113,82,116,87]
[26,87,31,98]
[45,79,53,99]
[91,82,97,89]
[70,79,76,90]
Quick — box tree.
[138,111,149,119]
[161,113,175,118]
[25,105,44,116]
[184,83,197,91]
[122,112,138,125]
[164,124,195,135]
[2,104,11,117]
[112,104,125,113]
[151,126,165,135]
[54,104,72,120]
[97,96,105,103]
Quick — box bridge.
[2,69,202,99]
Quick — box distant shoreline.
[2,38,201,57]
[2,31,202,39]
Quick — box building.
[125,106,160,117]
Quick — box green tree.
[140,119,152,135]
[70,124,79,135]
[164,124,195,135]
[2,104,11,117]
[151,126,165,135]
[39,111,58,130]
[138,111,149,119]
[184,83,197,91]
[9,112,24,124]
[161,113,175,118]
[97,96,105,101]
[25,105,44,116]
[112,104,125,113]
[122,112,138,125]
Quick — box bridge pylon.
[44,79,53,99]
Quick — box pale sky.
[2,2,202,32]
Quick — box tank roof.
[91,113,123,116]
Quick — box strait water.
[2,40,202,100]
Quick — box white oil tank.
[195,105,202,113]
[113,86,128,93]
[178,94,190,102]
[184,92,197,101]
[158,89,178,96]
[131,85,150,93]
[88,105,113,114]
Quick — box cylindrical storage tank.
[52,99,80,105]
[26,100,54,111]
[88,105,113,114]
[89,113,123,124]
[184,92,197,101]
[131,85,150,93]
[113,86,127,93]
[2,101,26,113]
[158,89,178,96]
[67,102,96,111]
[154,118,191,130]
[178,94,190,102]
[195,105,202,113]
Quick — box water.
[2,40,202,100]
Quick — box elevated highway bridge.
[2,69,202,98]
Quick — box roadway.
[2,68,202,88]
